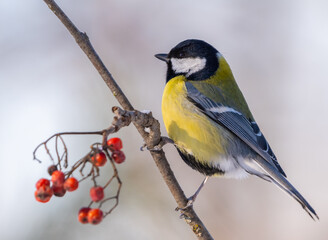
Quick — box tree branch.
[43,0,213,239]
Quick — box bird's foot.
[175,196,196,220]
[140,136,174,151]
[175,176,209,212]
[175,195,196,212]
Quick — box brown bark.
[42,1,214,239]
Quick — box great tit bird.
[155,39,318,219]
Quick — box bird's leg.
[176,176,209,211]
[140,136,175,151]
[186,176,209,207]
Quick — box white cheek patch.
[171,57,206,77]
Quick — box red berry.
[35,178,50,189]
[35,185,53,203]
[107,137,123,151]
[112,150,125,164]
[78,207,91,224]
[52,185,66,197]
[51,170,65,186]
[87,208,103,225]
[64,177,79,192]
[91,152,107,167]
[47,165,58,176]
[90,186,104,202]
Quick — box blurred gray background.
[1,0,327,239]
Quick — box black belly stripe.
[177,148,224,176]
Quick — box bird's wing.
[185,82,318,220]
[185,82,286,176]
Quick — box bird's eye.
[178,52,184,58]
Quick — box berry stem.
[98,149,122,217]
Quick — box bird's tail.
[249,157,319,220]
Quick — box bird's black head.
[155,39,219,82]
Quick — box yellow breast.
[161,76,227,164]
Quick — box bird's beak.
[155,53,169,63]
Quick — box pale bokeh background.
[1,0,327,239]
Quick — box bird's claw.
[140,137,174,152]
[175,198,195,221]
[175,197,195,212]
[140,143,147,151]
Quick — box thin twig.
[99,149,122,217]
[33,131,103,162]
[43,1,213,239]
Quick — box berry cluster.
[34,168,79,203]
[34,136,125,225]
[78,208,103,225]
[91,138,125,166]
